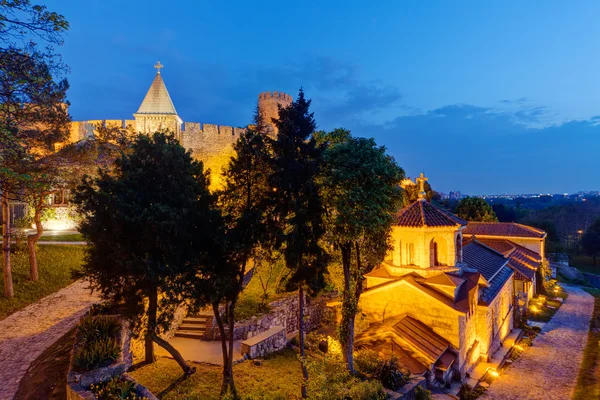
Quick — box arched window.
[408,243,415,265]
[398,240,402,265]
[455,234,462,263]
[430,239,439,267]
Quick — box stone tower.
[133,61,183,139]
[257,91,292,134]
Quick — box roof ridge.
[470,238,507,258]
[513,222,546,234]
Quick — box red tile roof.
[463,222,546,239]
[464,237,541,281]
[397,200,467,228]
[475,238,541,281]
[393,315,451,363]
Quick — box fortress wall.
[69,119,137,143]
[181,122,247,188]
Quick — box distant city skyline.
[52,0,600,194]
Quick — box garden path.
[0,280,99,400]
[482,284,593,400]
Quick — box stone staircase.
[174,313,211,339]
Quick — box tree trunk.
[225,301,237,397]
[27,201,43,281]
[339,242,355,374]
[213,302,237,397]
[2,195,14,299]
[150,333,195,375]
[299,285,308,398]
[146,285,194,374]
[145,285,158,364]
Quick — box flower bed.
[66,312,158,400]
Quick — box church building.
[355,174,545,384]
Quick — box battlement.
[182,122,245,136]
[258,91,293,102]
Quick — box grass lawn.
[570,255,600,275]
[0,245,85,320]
[129,349,302,400]
[574,288,600,400]
[38,233,84,242]
[235,257,292,322]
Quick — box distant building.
[448,191,462,200]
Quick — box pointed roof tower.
[135,61,178,115]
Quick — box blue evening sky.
[50,0,600,195]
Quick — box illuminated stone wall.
[476,276,514,361]
[387,226,463,268]
[360,281,463,348]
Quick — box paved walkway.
[157,336,244,365]
[0,280,99,400]
[483,284,594,400]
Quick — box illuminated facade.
[353,174,544,384]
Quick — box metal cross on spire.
[154,60,163,74]
[416,172,428,200]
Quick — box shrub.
[458,383,486,400]
[305,331,328,353]
[373,356,410,390]
[415,385,432,400]
[77,315,120,344]
[355,349,380,375]
[521,336,533,347]
[355,349,410,390]
[346,380,387,400]
[90,377,148,400]
[74,338,120,371]
[235,298,271,322]
[305,356,386,400]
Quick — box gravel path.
[0,280,99,400]
[483,284,594,400]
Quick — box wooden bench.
[240,326,286,359]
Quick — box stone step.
[174,330,205,339]
[178,323,206,331]
[182,317,208,325]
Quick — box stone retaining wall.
[205,293,334,341]
[240,325,287,359]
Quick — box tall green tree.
[269,89,329,398]
[189,110,274,397]
[73,133,215,375]
[582,219,600,265]
[0,5,70,297]
[455,196,498,222]
[320,130,404,373]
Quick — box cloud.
[346,104,600,194]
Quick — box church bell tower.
[133,61,183,139]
